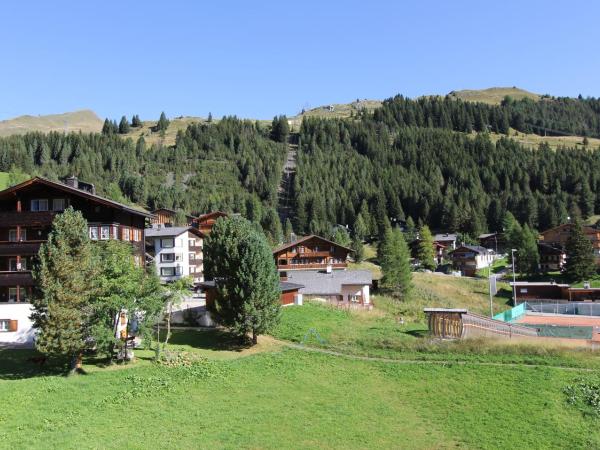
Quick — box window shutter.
[8,320,18,332]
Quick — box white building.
[145,225,205,284]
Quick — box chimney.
[65,175,78,189]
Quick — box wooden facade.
[273,235,352,271]
[0,177,152,304]
[540,223,600,265]
[151,208,195,226]
[201,280,302,307]
[192,211,229,234]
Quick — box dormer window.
[31,199,48,212]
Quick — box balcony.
[278,262,347,271]
[0,271,34,287]
[0,241,44,256]
[0,211,57,227]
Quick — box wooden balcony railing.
[0,271,34,286]
[0,241,44,256]
[0,211,57,227]
[277,263,347,270]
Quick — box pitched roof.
[146,225,205,238]
[152,208,196,219]
[285,270,372,295]
[199,280,304,292]
[196,211,229,222]
[273,235,353,254]
[0,177,153,218]
[449,244,489,255]
[433,233,457,241]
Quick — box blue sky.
[1,0,599,121]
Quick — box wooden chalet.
[410,239,446,264]
[448,244,494,276]
[192,211,229,234]
[0,176,152,304]
[273,235,352,271]
[151,208,195,227]
[200,280,304,307]
[539,223,600,265]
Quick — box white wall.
[0,303,35,347]
[153,231,203,283]
[341,284,371,304]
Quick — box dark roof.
[433,233,457,241]
[478,233,498,239]
[285,270,372,295]
[449,244,489,255]
[273,235,353,254]
[196,211,229,222]
[199,279,304,292]
[0,177,153,218]
[152,208,196,219]
[538,242,564,254]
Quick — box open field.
[0,110,103,136]
[488,129,600,150]
[447,86,540,105]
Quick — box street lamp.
[511,249,518,306]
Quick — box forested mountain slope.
[1,91,600,242]
[0,117,286,219]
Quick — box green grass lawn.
[1,334,599,449]
[3,289,600,448]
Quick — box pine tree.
[156,112,170,132]
[353,213,368,242]
[516,224,539,276]
[204,217,281,344]
[207,112,213,123]
[118,115,130,134]
[380,227,412,297]
[565,219,596,281]
[131,114,143,127]
[270,115,289,143]
[417,225,436,271]
[31,208,97,373]
[283,218,294,242]
[351,236,365,263]
[331,227,351,248]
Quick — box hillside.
[288,99,382,128]
[0,110,103,136]
[447,86,541,105]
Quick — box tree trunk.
[69,352,83,375]
[162,301,172,351]
[252,329,258,345]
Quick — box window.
[0,320,9,332]
[189,252,195,260]
[111,226,118,240]
[161,267,176,277]
[31,199,48,211]
[52,198,66,211]
[189,239,196,247]
[100,226,110,240]
[89,226,99,240]
[122,226,130,241]
[189,266,196,274]
[161,253,175,262]
[161,238,174,248]
[9,258,26,271]
[8,229,25,242]
[8,288,18,302]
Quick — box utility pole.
[511,248,518,306]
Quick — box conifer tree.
[118,115,130,134]
[283,218,294,242]
[204,217,281,344]
[565,219,596,281]
[31,208,97,373]
[380,227,412,297]
[417,225,436,271]
[516,224,539,276]
[131,114,143,127]
[207,112,213,123]
[157,111,170,132]
[351,236,365,263]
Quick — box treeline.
[0,117,287,224]
[373,94,600,138]
[292,117,600,238]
